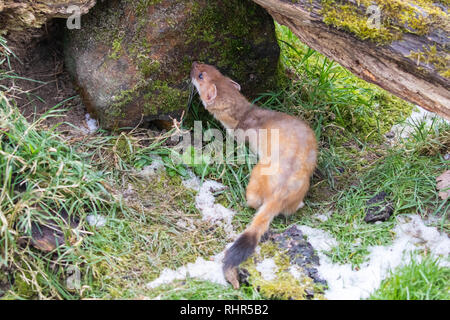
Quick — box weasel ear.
[229,79,241,91]
[205,84,217,105]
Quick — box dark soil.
[2,19,89,134]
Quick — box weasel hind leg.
[283,177,310,215]
[245,163,266,209]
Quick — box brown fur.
[191,62,318,289]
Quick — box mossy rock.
[64,0,280,130]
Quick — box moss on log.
[253,0,450,120]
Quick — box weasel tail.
[223,199,282,288]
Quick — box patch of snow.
[296,225,337,251]
[86,215,107,227]
[146,172,241,290]
[315,211,331,222]
[195,180,236,238]
[181,170,202,191]
[182,170,237,239]
[256,258,278,281]
[137,156,165,179]
[396,215,450,260]
[289,265,303,280]
[391,106,448,139]
[298,214,450,300]
[147,251,228,289]
[85,113,98,133]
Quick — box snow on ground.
[297,225,338,251]
[85,113,99,133]
[86,214,107,227]
[256,258,278,281]
[147,249,229,289]
[181,169,202,191]
[298,214,450,300]
[146,212,449,297]
[136,156,165,179]
[147,168,449,299]
[182,170,237,238]
[146,171,238,290]
[391,106,449,139]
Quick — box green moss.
[321,0,449,44]
[139,59,160,79]
[184,0,280,96]
[143,81,189,116]
[134,0,164,16]
[109,34,124,60]
[408,45,450,79]
[241,242,325,300]
[8,273,34,299]
[322,2,394,43]
[108,86,137,122]
[68,0,124,48]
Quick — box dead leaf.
[436,170,450,200]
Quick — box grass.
[0,20,449,300]
[370,256,450,300]
[0,93,120,299]
[149,278,262,300]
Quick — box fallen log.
[0,0,97,45]
[252,0,450,120]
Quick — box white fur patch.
[192,78,207,107]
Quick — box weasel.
[190,62,318,289]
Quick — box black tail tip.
[223,231,258,271]
[223,231,258,289]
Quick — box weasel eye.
[198,73,203,80]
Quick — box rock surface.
[268,226,326,286]
[64,0,280,130]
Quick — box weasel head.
[190,61,241,108]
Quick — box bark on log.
[0,0,96,43]
[252,0,450,120]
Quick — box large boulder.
[64,0,280,130]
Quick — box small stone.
[364,191,394,223]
